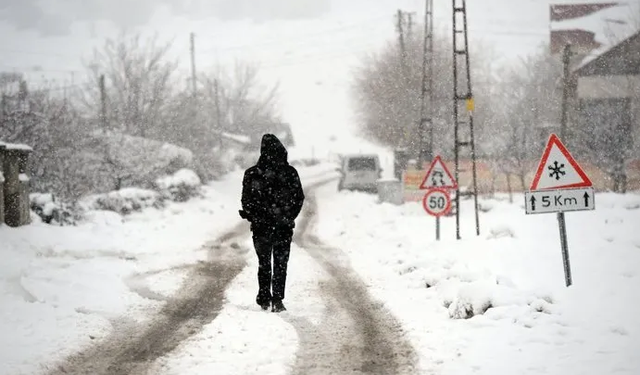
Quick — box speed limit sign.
[422,188,452,217]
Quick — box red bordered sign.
[422,188,452,217]
[530,134,592,191]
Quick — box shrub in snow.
[29,193,77,226]
[487,225,515,239]
[449,298,493,319]
[83,188,165,215]
[448,281,495,319]
[155,169,202,202]
[478,201,494,212]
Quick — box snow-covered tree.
[351,28,497,160]
[82,32,177,138]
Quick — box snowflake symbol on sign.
[548,161,566,180]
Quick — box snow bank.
[315,186,640,375]
[156,169,201,189]
[155,169,202,202]
[82,188,165,215]
[4,143,33,151]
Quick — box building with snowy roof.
[549,2,640,191]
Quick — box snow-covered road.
[144,179,418,375]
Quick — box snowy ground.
[146,239,326,375]
[316,183,640,375]
[3,167,639,375]
[0,162,338,375]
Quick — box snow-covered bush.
[29,193,77,226]
[155,169,202,202]
[448,281,495,319]
[83,188,165,215]
[97,131,194,191]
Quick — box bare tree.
[82,32,177,138]
[486,47,563,193]
[201,62,281,135]
[351,29,496,159]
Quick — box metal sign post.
[419,156,457,241]
[526,134,594,287]
[557,212,572,286]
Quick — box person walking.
[239,134,305,313]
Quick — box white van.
[337,154,382,192]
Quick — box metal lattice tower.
[417,0,434,168]
[452,0,480,239]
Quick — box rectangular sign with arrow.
[525,187,595,214]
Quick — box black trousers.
[253,227,293,305]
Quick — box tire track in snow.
[288,190,418,375]
[44,177,339,375]
[45,223,249,375]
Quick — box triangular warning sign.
[530,134,592,191]
[419,155,458,189]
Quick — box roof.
[221,132,252,145]
[1,143,33,152]
[550,2,638,66]
[574,30,640,76]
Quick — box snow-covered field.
[0,162,338,375]
[316,184,640,375]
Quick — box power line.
[0,24,548,65]
[0,48,79,58]
[196,14,392,54]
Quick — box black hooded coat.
[240,134,305,232]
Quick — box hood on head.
[258,133,288,165]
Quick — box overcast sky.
[0,0,332,36]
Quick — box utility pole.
[557,43,573,282]
[214,79,221,129]
[560,44,571,140]
[407,12,415,40]
[396,9,408,70]
[452,0,480,239]
[214,78,223,148]
[418,0,434,168]
[190,32,197,97]
[418,0,437,238]
[99,74,107,132]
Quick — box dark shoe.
[272,300,286,313]
[257,296,271,311]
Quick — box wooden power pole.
[560,44,571,140]
[396,10,408,70]
[190,32,197,97]
[418,0,434,168]
[99,74,107,132]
